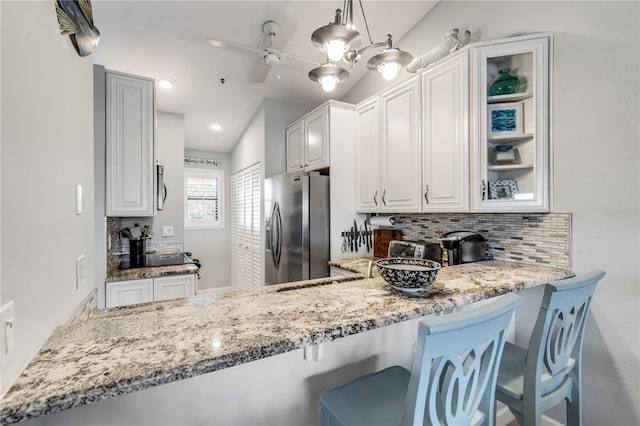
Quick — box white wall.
[343,2,640,424]
[230,105,265,175]
[263,98,313,178]
[183,149,231,290]
[152,112,185,244]
[1,1,95,394]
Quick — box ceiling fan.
[206,19,318,83]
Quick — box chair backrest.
[524,269,605,397]
[403,293,522,426]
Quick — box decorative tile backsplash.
[106,218,185,277]
[392,213,571,270]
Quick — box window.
[184,169,224,229]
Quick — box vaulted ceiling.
[91,1,437,152]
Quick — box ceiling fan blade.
[254,63,271,83]
[270,16,299,52]
[282,52,319,67]
[206,38,264,55]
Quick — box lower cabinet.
[154,275,196,302]
[106,274,196,308]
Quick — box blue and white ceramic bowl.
[376,258,441,289]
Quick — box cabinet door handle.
[424,185,429,204]
[382,189,387,206]
[481,180,486,201]
[373,190,378,206]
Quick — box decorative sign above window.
[184,157,223,168]
[55,0,101,57]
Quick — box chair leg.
[508,407,524,426]
[566,378,582,426]
[522,399,542,426]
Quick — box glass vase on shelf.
[488,68,520,96]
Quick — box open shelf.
[488,133,534,144]
[487,92,533,103]
[488,164,534,171]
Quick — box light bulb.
[324,39,348,62]
[378,62,401,80]
[320,75,338,92]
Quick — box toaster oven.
[387,240,442,264]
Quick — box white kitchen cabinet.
[106,278,153,308]
[422,51,470,212]
[106,274,196,308]
[106,71,155,217]
[471,34,551,212]
[354,77,421,214]
[286,102,351,173]
[379,76,422,212]
[231,163,262,291]
[286,120,304,172]
[154,275,196,302]
[354,98,381,212]
[304,106,329,170]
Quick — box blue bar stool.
[320,293,522,426]
[495,269,605,426]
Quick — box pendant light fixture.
[308,63,350,92]
[366,34,413,81]
[309,0,413,91]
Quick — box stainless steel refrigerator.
[264,171,330,285]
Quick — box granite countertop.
[0,260,572,424]
[106,253,199,282]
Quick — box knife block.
[374,230,403,258]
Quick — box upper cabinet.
[354,98,381,212]
[106,71,155,217]
[422,51,470,212]
[380,77,423,212]
[286,104,329,172]
[355,77,422,213]
[286,120,304,171]
[471,34,551,212]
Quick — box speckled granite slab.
[0,261,572,424]
[106,263,198,282]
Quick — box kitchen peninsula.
[0,260,571,425]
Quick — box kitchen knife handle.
[373,190,378,206]
[424,185,429,204]
[382,189,387,206]
[481,180,486,201]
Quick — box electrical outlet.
[162,226,174,237]
[1,301,15,367]
[76,255,86,290]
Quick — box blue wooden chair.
[495,269,605,426]
[320,293,522,426]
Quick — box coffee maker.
[441,231,487,265]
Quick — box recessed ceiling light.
[156,78,175,89]
[210,123,222,131]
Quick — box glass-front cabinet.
[471,34,552,212]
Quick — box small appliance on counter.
[441,231,487,265]
[387,240,442,264]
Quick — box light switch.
[75,184,83,215]
[1,301,15,367]
[162,226,174,237]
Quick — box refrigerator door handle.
[274,202,282,269]
[269,202,278,269]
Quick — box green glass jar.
[488,68,520,96]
